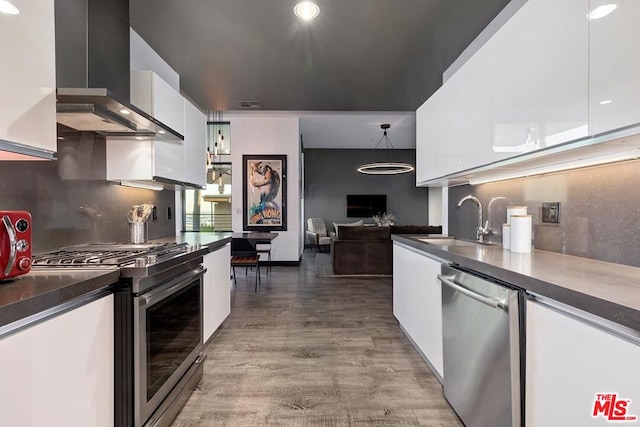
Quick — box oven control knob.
[18,257,31,271]
[16,239,29,252]
[15,219,29,232]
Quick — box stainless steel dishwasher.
[438,264,523,427]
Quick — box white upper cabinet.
[416,86,445,183]
[589,0,640,135]
[0,0,56,157]
[443,42,492,175]
[183,99,207,188]
[130,71,185,136]
[490,0,589,158]
[108,71,188,185]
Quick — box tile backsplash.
[0,161,176,253]
[448,159,640,268]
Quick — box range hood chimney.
[55,0,183,142]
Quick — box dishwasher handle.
[437,274,507,310]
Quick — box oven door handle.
[2,215,17,277]
[141,266,207,308]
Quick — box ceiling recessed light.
[158,130,166,134]
[294,1,320,21]
[588,4,618,20]
[120,109,131,115]
[0,1,19,15]
[135,136,144,140]
[600,99,613,105]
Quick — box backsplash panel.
[0,161,175,253]
[448,160,640,267]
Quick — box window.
[183,163,232,232]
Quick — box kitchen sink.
[419,237,495,247]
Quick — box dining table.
[231,232,279,275]
[231,232,279,243]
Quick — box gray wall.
[0,161,175,253]
[304,149,431,230]
[448,160,640,268]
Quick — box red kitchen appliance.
[0,211,32,280]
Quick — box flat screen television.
[347,194,387,218]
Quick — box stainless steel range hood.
[56,88,183,142]
[55,0,183,143]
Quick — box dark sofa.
[330,225,443,275]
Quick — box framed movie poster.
[242,155,287,231]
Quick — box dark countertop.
[392,234,640,331]
[0,233,232,333]
[154,232,233,252]
[0,268,119,331]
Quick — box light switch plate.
[541,202,560,223]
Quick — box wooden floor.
[172,250,462,426]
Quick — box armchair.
[306,218,332,252]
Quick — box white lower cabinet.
[526,298,640,426]
[203,243,231,343]
[0,294,114,427]
[393,243,415,337]
[413,249,444,378]
[393,242,444,378]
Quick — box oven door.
[134,266,205,425]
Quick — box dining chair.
[254,237,273,275]
[230,238,261,292]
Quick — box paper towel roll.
[510,215,532,253]
[507,206,527,224]
[502,223,511,250]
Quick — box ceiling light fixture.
[600,99,613,105]
[119,109,131,115]
[294,1,320,21]
[0,1,19,15]
[588,4,618,20]
[357,124,415,175]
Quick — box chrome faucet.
[457,195,490,242]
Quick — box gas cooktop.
[32,242,191,267]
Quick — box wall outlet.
[542,202,560,223]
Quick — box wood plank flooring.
[172,250,462,426]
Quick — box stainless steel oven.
[32,242,209,427]
[134,263,205,426]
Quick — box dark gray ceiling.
[130,0,510,112]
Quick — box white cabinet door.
[416,86,445,184]
[203,243,231,342]
[491,0,589,158]
[443,42,492,175]
[183,99,207,188]
[0,0,56,156]
[131,71,185,135]
[589,0,640,135]
[393,243,415,337]
[413,250,444,378]
[0,295,114,427]
[526,299,640,426]
[154,139,185,183]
